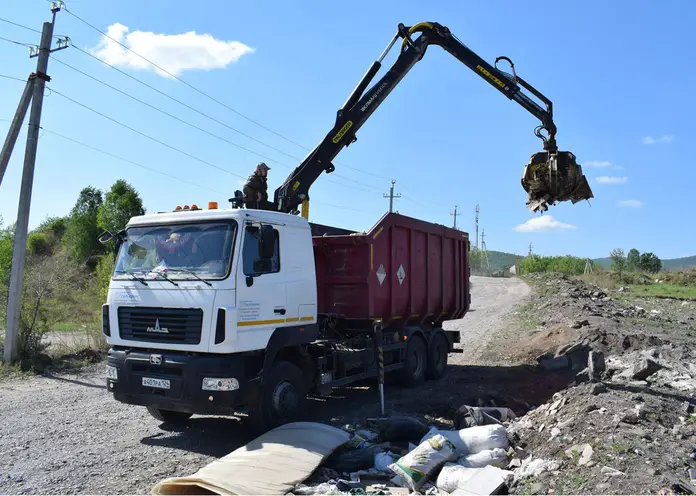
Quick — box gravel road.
[445,275,531,364]
[0,276,532,495]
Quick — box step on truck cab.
[103,204,469,428]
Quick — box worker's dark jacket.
[243,173,271,209]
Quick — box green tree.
[63,186,104,264]
[27,231,51,256]
[97,179,145,235]
[610,248,626,281]
[36,215,68,241]
[627,248,640,272]
[0,217,14,288]
[639,252,662,273]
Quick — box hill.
[593,255,696,271]
[477,249,522,272]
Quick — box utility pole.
[480,229,490,273]
[450,205,459,229]
[474,204,480,250]
[4,4,67,363]
[383,180,401,213]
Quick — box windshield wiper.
[149,271,179,286]
[167,268,213,287]
[114,270,148,286]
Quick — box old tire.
[426,333,449,380]
[255,361,307,431]
[146,406,192,425]
[400,335,427,387]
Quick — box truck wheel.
[426,333,449,380]
[400,335,427,387]
[256,361,307,430]
[146,406,192,425]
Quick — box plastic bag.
[374,416,429,443]
[419,424,509,456]
[374,452,399,473]
[457,448,508,468]
[436,463,481,493]
[388,434,457,491]
[325,447,380,473]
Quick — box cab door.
[235,222,287,352]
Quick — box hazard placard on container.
[376,264,386,285]
[397,264,406,285]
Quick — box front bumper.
[107,348,259,415]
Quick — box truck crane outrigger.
[267,21,593,217]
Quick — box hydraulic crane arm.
[273,21,593,216]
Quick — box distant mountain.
[593,255,696,271]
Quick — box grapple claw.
[521,150,594,213]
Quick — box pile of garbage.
[294,407,518,496]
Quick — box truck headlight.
[202,377,239,391]
[106,365,118,380]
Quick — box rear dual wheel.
[426,333,449,380]
[400,332,449,386]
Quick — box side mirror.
[258,224,275,259]
[98,231,114,245]
[253,258,272,273]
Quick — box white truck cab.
[104,205,321,427]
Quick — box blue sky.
[1,0,693,259]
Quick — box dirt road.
[0,276,542,495]
[446,275,531,364]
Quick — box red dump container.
[313,212,470,329]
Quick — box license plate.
[142,377,170,390]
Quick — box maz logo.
[146,319,169,334]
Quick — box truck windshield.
[113,221,237,281]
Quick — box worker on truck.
[243,162,274,210]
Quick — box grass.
[628,283,696,299]
[51,322,87,332]
[610,442,630,454]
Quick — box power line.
[60,49,384,192]
[47,85,246,179]
[0,16,43,35]
[62,5,308,151]
[51,56,296,168]
[50,57,382,193]
[0,74,28,83]
[0,36,38,48]
[2,117,362,212]
[67,44,304,163]
[41,127,227,195]
[61,6,389,181]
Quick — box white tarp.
[151,422,350,495]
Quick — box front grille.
[117,307,203,344]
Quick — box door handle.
[274,308,286,315]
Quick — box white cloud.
[513,215,577,233]
[595,176,628,184]
[618,200,643,208]
[641,134,674,145]
[584,160,612,168]
[91,23,254,77]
